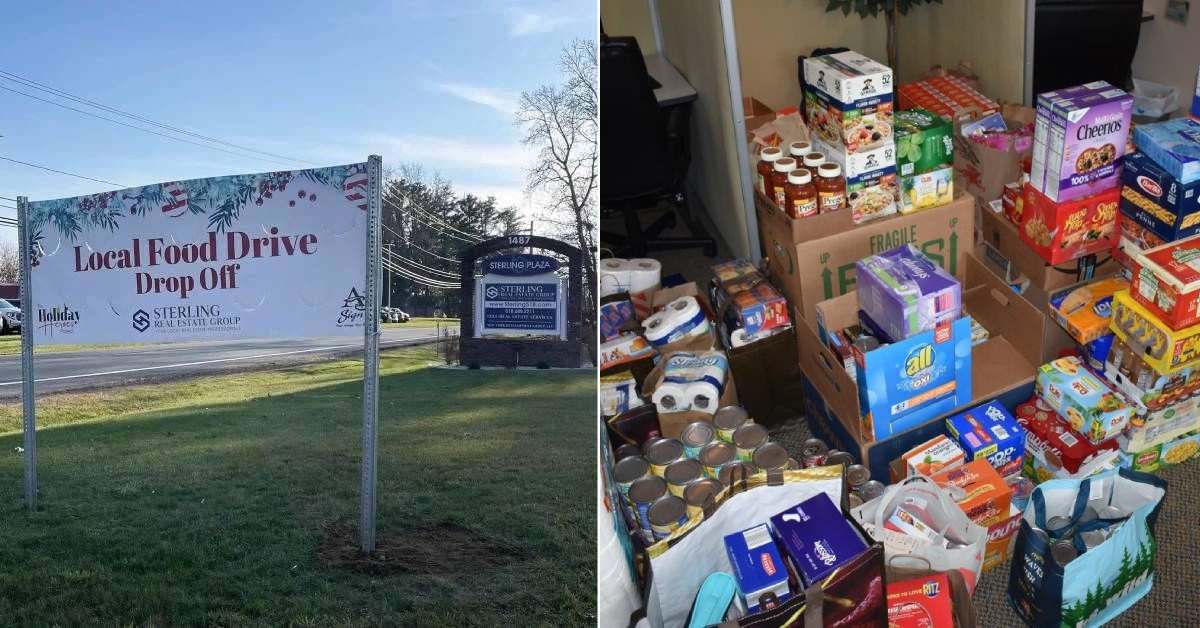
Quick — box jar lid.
[761,147,783,161]
[788,141,811,156]
[818,163,842,178]
[802,152,826,167]
[788,168,812,185]
[773,157,797,172]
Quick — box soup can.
[848,493,863,509]
[683,478,723,519]
[1029,526,1051,546]
[859,480,885,502]
[827,450,854,468]
[1047,515,1076,538]
[664,458,704,498]
[1098,505,1126,520]
[648,495,690,540]
[698,441,737,479]
[752,442,790,472]
[613,442,642,461]
[612,456,650,496]
[801,438,828,467]
[644,438,686,476]
[713,406,751,443]
[732,424,769,462]
[680,421,717,459]
[1051,540,1078,565]
[786,457,801,470]
[718,461,759,487]
[627,476,667,533]
[845,464,870,489]
[1081,529,1107,550]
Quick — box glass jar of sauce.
[816,163,847,213]
[788,141,811,160]
[770,157,797,207]
[756,147,783,196]
[802,152,826,171]
[784,168,818,219]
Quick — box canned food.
[718,461,759,487]
[1079,506,1099,524]
[801,437,828,467]
[845,464,870,488]
[713,406,751,442]
[1046,515,1075,538]
[1098,505,1126,520]
[1051,540,1078,565]
[859,480,885,502]
[1030,526,1051,546]
[786,457,801,470]
[612,456,650,496]
[683,478,723,518]
[732,424,769,462]
[613,442,641,461]
[1081,529,1107,550]
[826,450,854,468]
[853,335,881,352]
[648,495,690,540]
[752,441,789,471]
[848,493,864,509]
[680,421,716,458]
[698,441,737,478]
[627,476,668,533]
[664,458,704,497]
[644,438,686,476]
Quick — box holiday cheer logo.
[37,304,80,337]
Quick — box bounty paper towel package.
[855,244,962,341]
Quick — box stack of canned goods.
[1032,505,1129,566]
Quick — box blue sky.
[0,0,596,244]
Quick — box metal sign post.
[17,196,37,511]
[359,154,383,553]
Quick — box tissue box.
[803,50,893,105]
[1132,117,1200,185]
[1041,88,1133,202]
[1110,289,1200,375]
[1118,151,1200,243]
[1036,356,1133,443]
[724,524,791,613]
[1048,277,1129,345]
[770,493,868,587]
[1130,234,1200,330]
[1019,184,1120,265]
[931,459,1013,527]
[944,400,1026,478]
[1015,397,1121,482]
[855,244,962,341]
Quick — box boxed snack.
[1130,234,1200,330]
[812,136,896,179]
[724,524,791,613]
[894,108,954,177]
[1036,356,1133,443]
[1031,82,1113,191]
[847,165,899,224]
[931,459,1013,527]
[1047,277,1128,345]
[770,492,869,586]
[1014,396,1121,483]
[855,244,962,341]
[803,50,893,105]
[899,165,954,214]
[1041,88,1134,202]
[1018,184,1120,265]
[1132,117,1200,185]
[713,259,763,288]
[805,87,895,155]
[1120,431,1200,473]
[902,434,966,477]
[731,282,790,336]
[1118,151,1200,243]
[1110,289,1200,375]
[897,75,999,121]
[886,573,955,628]
[944,400,1025,478]
[983,503,1023,573]
[1103,335,1200,415]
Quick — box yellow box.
[1110,290,1200,375]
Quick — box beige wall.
[896,0,1027,104]
[732,0,886,110]
[1134,0,1200,118]
[601,0,657,55]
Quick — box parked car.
[0,299,21,334]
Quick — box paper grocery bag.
[727,327,804,429]
[954,103,1035,204]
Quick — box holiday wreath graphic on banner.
[28,162,369,344]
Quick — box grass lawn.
[0,345,595,626]
[383,317,460,330]
[0,334,145,356]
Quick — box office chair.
[600,36,716,258]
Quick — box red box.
[886,573,955,628]
[1129,234,1200,330]
[1018,184,1120,265]
[1115,217,1167,273]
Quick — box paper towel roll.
[627,258,662,294]
[642,296,708,347]
[652,381,690,412]
[599,258,633,298]
[687,381,721,414]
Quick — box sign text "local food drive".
[74,227,318,299]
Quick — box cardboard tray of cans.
[1130,234,1200,331]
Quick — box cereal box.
[1031,82,1113,191]
[1130,234,1200,330]
[1048,277,1128,345]
[898,166,954,215]
[1132,117,1200,185]
[724,524,791,613]
[804,87,895,155]
[803,51,893,105]
[944,400,1025,478]
[1118,151,1200,243]
[770,493,869,586]
[1036,356,1133,443]
[1110,289,1200,375]
[856,244,962,341]
[1042,88,1134,202]
[1019,184,1120,265]
[886,573,955,628]
[902,434,966,477]
[894,108,954,176]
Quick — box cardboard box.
[811,133,897,178]
[1110,289,1200,375]
[886,572,955,628]
[885,567,978,628]
[1031,82,1113,191]
[1018,184,1120,265]
[804,87,894,156]
[1114,218,1166,274]
[1120,431,1200,473]
[895,108,954,177]
[1036,356,1133,443]
[901,434,965,477]
[1103,336,1200,415]
[1130,234,1200,330]
[770,492,869,587]
[1118,151,1200,242]
[898,75,999,122]
[1016,396,1121,483]
[1132,117,1200,185]
[803,51,894,105]
[1047,276,1128,345]
[931,459,1013,527]
[945,400,1025,478]
[898,166,954,215]
[756,191,973,323]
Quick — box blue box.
[724,524,791,613]
[944,400,1025,477]
[1132,118,1200,185]
[770,493,868,587]
[1119,151,1200,242]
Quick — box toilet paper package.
[654,351,728,415]
[651,381,691,413]
[643,296,709,347]
[855,243,962,341]
[627,258,662,317]
[599,258,633,298]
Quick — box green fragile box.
[895,108,954,177]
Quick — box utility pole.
[383,243,394,309]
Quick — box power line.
[0,69,318,166]
[0,195,16,202]
[0,204,15,210]
[382,223,461,265]
[0,155,124,187]
[383,258,460,289]
[382,197,482,244]
[389,251,460,279]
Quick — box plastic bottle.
[816,163,847,213]
[771,158,797,207]
[756,147,783,196]
[784,168,818,219]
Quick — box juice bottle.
[784,168,818,219]
[816,163,847,213]
[788,141,812,160]
[771,157,797,207]
[756,147,783,196]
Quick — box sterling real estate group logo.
[132,309,150,332]
[130,304,241,334]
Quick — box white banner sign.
[28,162,370,344]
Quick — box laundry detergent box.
[856,244,962,341]
[1042,88,1134,202]
[1119,151,1200,243]
[724,524,792,613]
[945,400,1026,478]
[769,492,868,587]
[1036,356,1133,443]
[1132,117,1200,185]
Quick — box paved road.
[0,326,442,397]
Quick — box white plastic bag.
[1132,78,1179,118]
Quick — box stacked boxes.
[1132,117,1200,185]
[1130,235,1200,330]
[944,400,1025,478]
[1118,152,1200,243]
[1033,88,1134,202]
[855,244,962,341]
[1015,395,1121,483]
[1018,184,1120,265]
[894,108,954,214]
[897,75,999,121]
[1110,290,1200,375]
[1030,81,1112,192]
[1036,356,1133,443]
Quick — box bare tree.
[517,38,598,329]
[0,240,17,284]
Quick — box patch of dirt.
[316,520,526,576]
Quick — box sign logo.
[760,552,777,576]
[813,540,838,566]
[904,344,935,380]
[132,309,150,332]
[1137,175,1163,198]
[337,287,366,326]
[483,254,559,277]
[922,580,941,597]
[37,304,79,337]
[486,286,499,299]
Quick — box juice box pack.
[804,88,895,156]
[944,400,1026,478]
[1036,356,1133,443]
[724,524,791,613]
[1039,88,1134,202]
[803,50,893,106]
[1110,289,1200,375]
[1130,234,1200,330]
[894,108,954,177]
[1118,151,1200,243]
[1132,117,1200,185]
[1019,184,1120,265]
[855,244,962,341]
[898,166,954,215]
[769,493,868,587]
